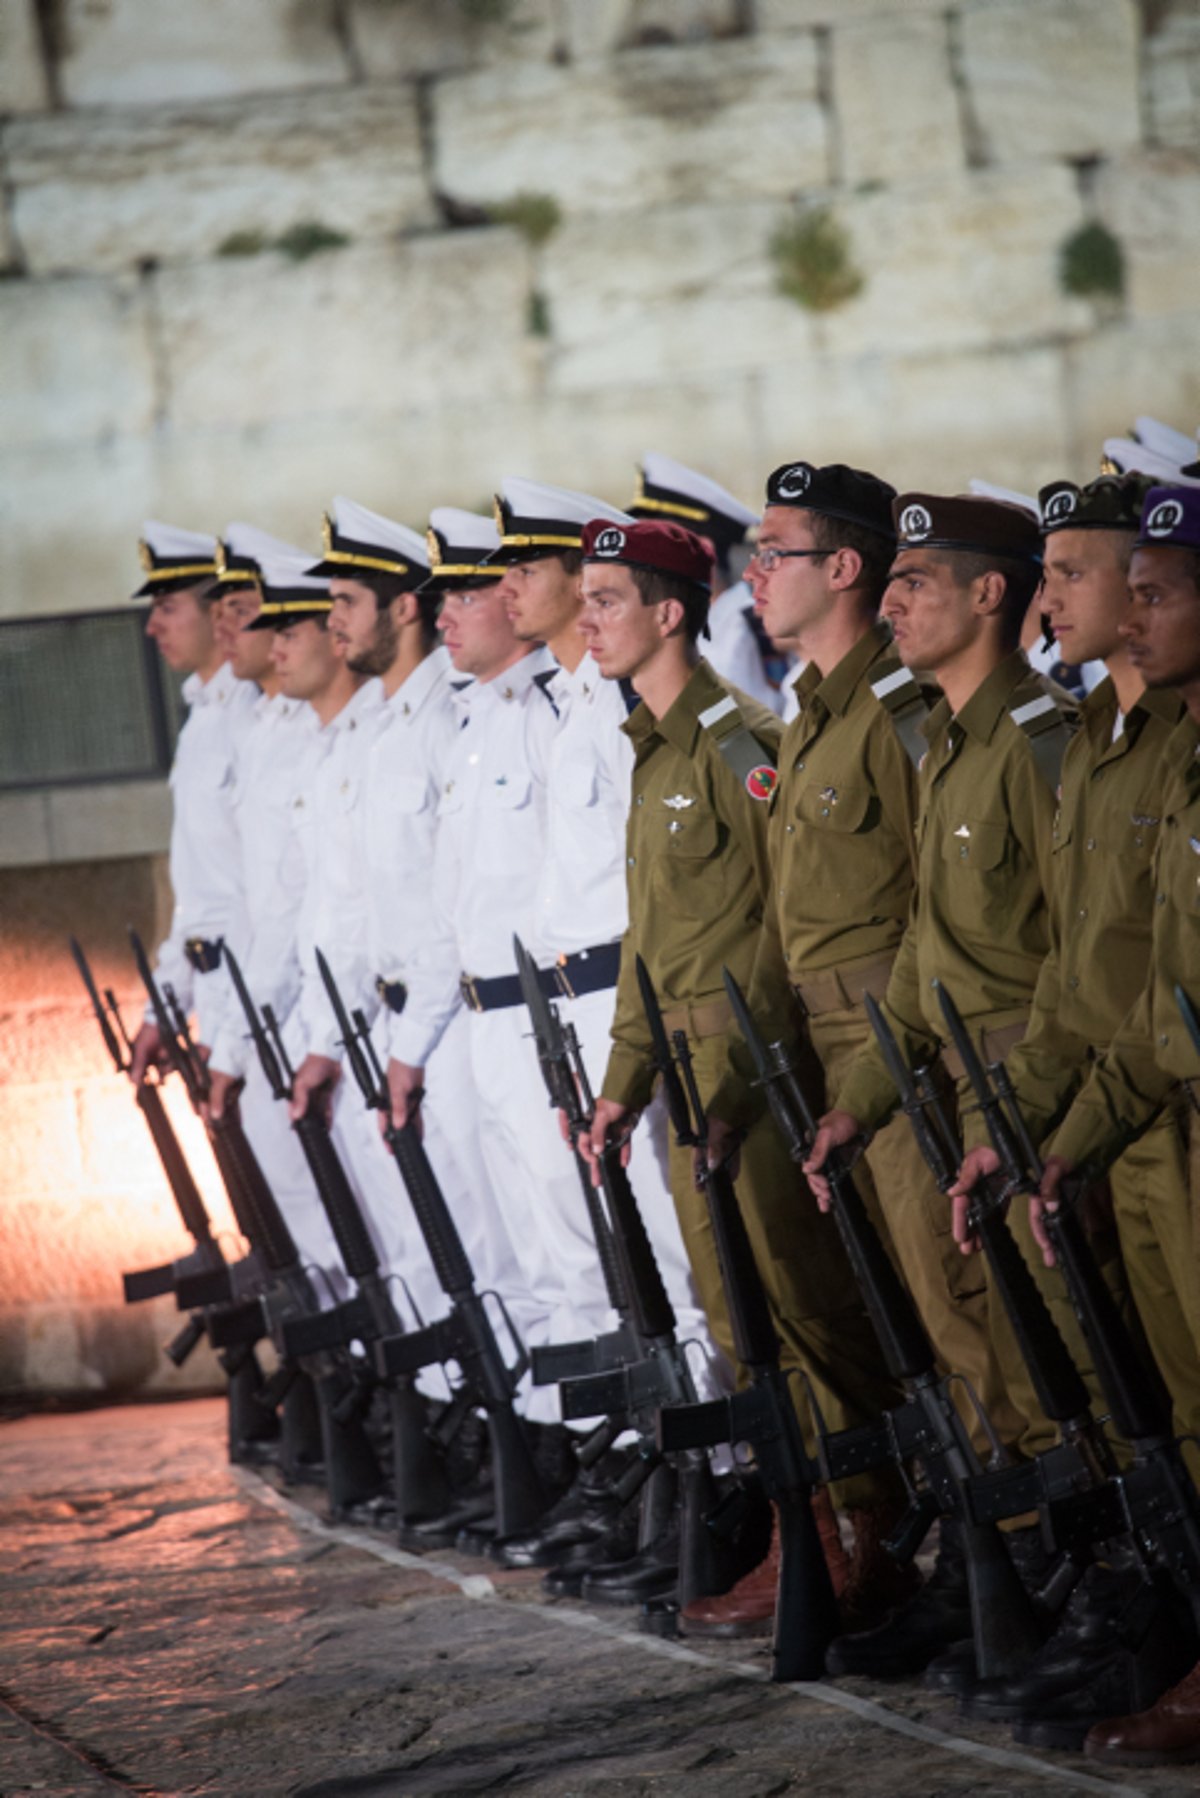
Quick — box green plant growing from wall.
[276,221,351,261]
[527,290,552,338]
[217,229,268,258]
[769,208,864,313]
[491,192,562,247]
[1059,220,1125,301]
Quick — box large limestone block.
[434,35,828,215]
[820,164,1090,358]
[55,0,349,106]
[154,233,537,433]
[349,0,558,79]
[1064,313,1200,475]
[0,0,50,114]
[1093,153,1200,320]
[959,0,1141,163]
[539,200,813,393]
[0,437,156,621]
[831,13,964,185]
[0,274,155,448]
[1143,6,1200,150]
[7,88,433,278]
[758,343,1072,498]
[0,793,52,869]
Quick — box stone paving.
[0,1399,1196,1798]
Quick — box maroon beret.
[581,517,714,591]
[894,491,1042,565]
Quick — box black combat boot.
[963,1563,1200,1751]
[825,1516,968,1678]
[923,1522,1059,1696]
[492,1448,632,1569]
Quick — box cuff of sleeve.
[833,1051,898,1137]
[208,1027,249,1082]
[387,1009,449,1069]
[602,1046,657,1114]
[1047,1108,1124,1175]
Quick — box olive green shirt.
[710,621,922,1128]
[836,650,1076,1134]
[1005,678,1184,1137]
[603,659,782,1112]
[1052,712,1200,1171]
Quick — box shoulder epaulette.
[867,653,930,770]
[531,667,561,719]
[697,692,777,801]
[1009,687,1076,793]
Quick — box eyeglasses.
[749,546,831,574]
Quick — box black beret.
[893,492,1042,564]
[764,461,897,539]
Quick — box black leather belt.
[375,976,409,1015]
[184,936,224,973]
[460,941,621,1013]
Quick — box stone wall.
[2,0,1198,632]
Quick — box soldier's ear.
[972,569,1007,620]
[658,595,688,639]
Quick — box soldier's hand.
[946,1145,999,1256]
[289,1053,340,1125]
[385,1059,426,1140]
[584,1097,636,1186]
[802,1110,860,1210]
[128,1021,169,1085]
[1031,1155,1074,1268]
[705,1115,742,1186]
[204,1067,242,1124]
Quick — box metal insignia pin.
[663,794,695,810]
[819,786,837,803]
[668,820,682,833]
[953,823,971,838]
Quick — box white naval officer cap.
[1102,416,1200,486]
[421,507,504,592]
[133,520,218,598]
[491,478,632,562]
[247,548,333,629]
[309,496,430,580]
[632,452,758,543]
[216,523,311,592]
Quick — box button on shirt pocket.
[653,809,726,918]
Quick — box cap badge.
[663,793,695,810]
[138,538,153,572]
[426,527,442,567]
[1146,498,1184,538]
[746,765,777,802]
[899,503,933,541]
[1043,488,1078,524]
[594,526,627,557]
[775,463,813,500]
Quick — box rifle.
[515,936,735,1605]
[865,988,1134,1580]
[316,946,546,1540]
[70,935,223,1364]
[937,979,1200,1605]
[223,944,449,1521]
[634,956,838,1681]
[130,928,382,1507]
[724,968,1043,1677]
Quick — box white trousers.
[237,1061,349,1310]
[466,1003,619,1422]
[334,1008,526,1405]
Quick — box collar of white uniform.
[386,643,451,722]
[468,644,557,707]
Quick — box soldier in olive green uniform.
[804,492,1108,1676]
[959,473,1200,1455]
[578,514,905,1627]
[1029,485,1200,1770]
[707,463,1015,1456]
